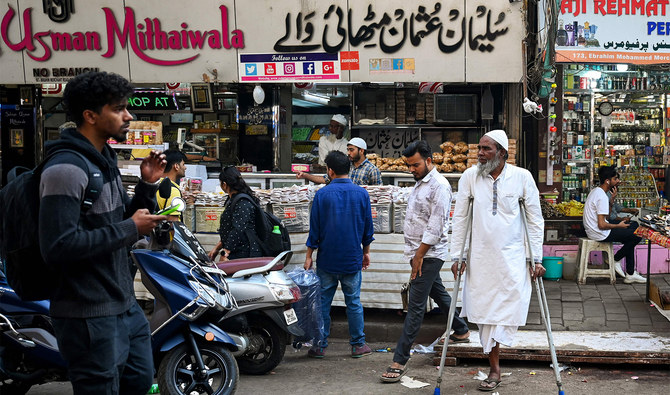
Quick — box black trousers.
[603,221,641,275]
[393,257,469,365]
[52,303,154,395]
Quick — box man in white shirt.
[583,166,644,284]
[317,114,348,166]
[450,130,544,392]
[380,140,469,383]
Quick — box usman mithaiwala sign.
[1,0,524,84]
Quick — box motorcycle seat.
[217,257,284,276]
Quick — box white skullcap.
[484,129,509,150]
[347,137,367,150]
[331,114,348,127]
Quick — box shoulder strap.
[44,149,103,212]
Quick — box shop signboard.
[555,1,670,64]
[238,52,340,82]
[0,0,241,83]
[127,91,179,112]
[237,0,524,83]
[0,0,523,83]
[358,128,420,158]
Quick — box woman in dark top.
[208,167,262,261]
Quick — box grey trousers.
[393,257,469,365]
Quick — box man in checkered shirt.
[297,137,382,186]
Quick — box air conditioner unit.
[434,94,478,124]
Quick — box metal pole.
[519,198,564,395]
[435,197,473,394]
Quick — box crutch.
[434,197,473,395]
[519,198,565,395]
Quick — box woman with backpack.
[208,166,263,261]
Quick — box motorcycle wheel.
[157,343,238,395]
[236,316,286,375]
[0,381,32,395]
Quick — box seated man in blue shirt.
[304,150,375,358]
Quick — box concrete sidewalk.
[328,274,670,345]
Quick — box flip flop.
[477,378,501,392]
[380,366,408,383]
[439,334,471,344]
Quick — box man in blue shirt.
[304,150,375,358]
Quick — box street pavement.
[26,340,670,394]
[327,274,670,344]
[26,275,670,394]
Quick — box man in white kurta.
[450,130,544,391]
[317,114,349,166]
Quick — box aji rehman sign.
[556,0,670,64]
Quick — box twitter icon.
[245,64,257,75]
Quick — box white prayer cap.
[331,114,348,127]
[347,137,367,150]
[484,129,509,150]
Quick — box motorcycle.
[0,273,67,395]
[215,252,303,375]
[151,209,304,375]
[133,215,240,395]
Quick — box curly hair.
[63,72,134,126]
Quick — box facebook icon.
[303,62,315,74]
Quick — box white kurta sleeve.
[318,137,330,166]
[522,171,545,263]
[451,170,473,261]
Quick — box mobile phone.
[156,205,180,216]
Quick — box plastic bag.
[287,267,324,345]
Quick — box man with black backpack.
[38,72,166,394]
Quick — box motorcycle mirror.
[156,197,186,215]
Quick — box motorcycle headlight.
[189,280,232,311]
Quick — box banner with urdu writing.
[556,0,670,64]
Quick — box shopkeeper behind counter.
[297,137,382,186]
[317,114,349,166]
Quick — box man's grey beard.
[477,155,502,177]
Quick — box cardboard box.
[194,206,225,233]
[371,203,392,233]
[393,203,407,233]
[183,205,195,231]
[272,203,310,233]
[649,280,670,310]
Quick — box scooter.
[132,215,240,395]
[0,273,67,395]
[153,212,304,375]
[215,252,303,375]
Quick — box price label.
[284,207,297,219]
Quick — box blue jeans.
[52,303,154,395]
[316,268,365,348]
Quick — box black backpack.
[0,149,103,301]
[230,193,291,257]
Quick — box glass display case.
[190,129,239,165]
[559,63,667,202]
[616,169,660,211]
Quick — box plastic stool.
[577,238,616,284]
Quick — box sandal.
[380,366,408,383]
[439,333,471,344]
[478,378,501,391]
